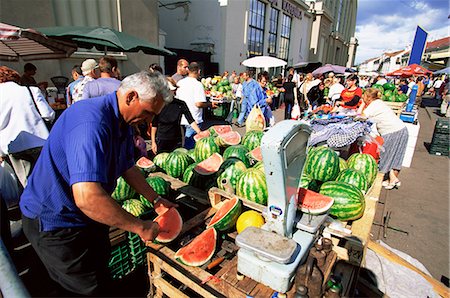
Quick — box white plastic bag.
[246,104,266,132]
[291,103,301,120]
[0,161,20,208]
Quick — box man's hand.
[139,221,160,242]
[154,198,179,215]
[151,143,157,155]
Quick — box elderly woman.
[357,88,409,189]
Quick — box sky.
[354,0,450,64]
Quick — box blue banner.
[408,26,428,65]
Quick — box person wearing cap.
[19,71,177,296]
[177,62,217,149]
[171,59,189,83]
[151,77,202,154]
[72,59,100,103]
[82,56,121,100]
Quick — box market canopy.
[241,56,287,68]
[311,64,355,76]
[0,22,77,61]
[433,67,449,75]
[38,26,175,56]
[386,63,432,77]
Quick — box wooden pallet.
[384,102,406,117]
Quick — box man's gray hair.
[118,71,172,104]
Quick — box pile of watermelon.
[300,147,379,221]
[371,83,408,102]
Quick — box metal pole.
[0,239,30,298]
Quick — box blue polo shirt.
[20,92,135,231]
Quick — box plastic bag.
[0,161,20,208]
[291,103,301,119]
[246,104,266,132]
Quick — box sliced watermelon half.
[297,188,334,215]
[194,153,223,175]
[154,208,183,243]
[215,131,242,147]
[194,130,211,142]
[136,156,156,171]
[248,147,263,162]
[174,228,217,266]
[209,125,232,135]
[206,197,242,231]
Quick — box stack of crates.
[430,118,449,157]
[128,232,148,268]
[108,229,133,280]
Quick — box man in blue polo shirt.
[20,71,175,296]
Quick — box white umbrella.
[242,56,287,68]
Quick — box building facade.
[159,0,314,75]
[306,0,358,67]
[1,0,161,82]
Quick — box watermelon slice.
[215,131,242,147]
[154,208,183,243]
[136,156,156,171]
[194,153,223,175]
[193,130,211,142]
[209,125,232,135]
[248,147,262,162]
[297,188,334,215]
[206,197,242,231]
[174,228,217,266]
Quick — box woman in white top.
[358,88,408,190]
[0,66,55,187]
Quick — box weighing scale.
[235,120,329,293]
[400,85,419,124]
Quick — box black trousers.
[22,216,112,296]
[156,138,182,153]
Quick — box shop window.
[279,14,291,60]
[248,0,266,57]
[268,7,279,56]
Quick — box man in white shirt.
[406,77,416,96]
[375,75,387,86]
[177,62,217,149]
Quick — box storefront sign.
[282,0,302,19]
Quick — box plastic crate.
[128,232,147,268]
[108,240,133,280]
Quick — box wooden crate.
[384,102,406,117]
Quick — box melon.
[320,181,365,221]
[206,197,242,231]
[122,199,146,217]
[304,147,340,182]
[248,147,263,162]
[242,130,264,151]
[215,131,241,147]
[209,125,232,136]
[223,145,251,167]
[346,153,378,186]
[194,136,220,161]
[236,210,265,234]
[236,168,268,205]
[216,158,247,194]
[154,208,183,243]
[136,156,156,171]
[194,130,211,142]
[175,228,217,266]
[194,153,223,175]
[297,188,334,215]
[253,161,264,172]
[165,151,194,178]
[112,177,136,202]
[153,152,170,172]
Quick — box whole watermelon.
[112,177,136,202]
[335,169,368,193]
[320,181,365,221]
[122,199,147,217]
[346,153,378,186]
[242,131,264,151]
[164,151,194,178]
[187,149,196,162]
[145,176,170,196]
[383,83,395,91]
[236,168,268,205]
[304,148,340,182]
[182,163,198,184]
[216,158,247,194]
[153,152,170,172]
[194,136,220,162]
[223,145,251,167]
[253,161,264,172]
[338,157,348,172]
[372,84,384,94]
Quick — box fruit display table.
[145,172,384,297]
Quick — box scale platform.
[296,212,329,234]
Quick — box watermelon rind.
[335,168,368,193]
[206,197,242,231]
[304,147,340,182]
[154,208,183,243]
[194,153,223,175]
[165,151,194,178]
[241,131,264,151]
[175,228,217,266]
[253,161,264,172]
[346,153,378,186]
[182,162,199,184]
[216,158,247,194]
[223,145,251,167]
[122,199,147,217]
[136,157,156,171]
[194,136,221,162]
[112,177,136,202]
[236,168,268,205]
[153,152,170,172]
[319,181,365,221]
[209,125,232,136]
[215,131,241,147]
[338,157,348,173]
[298,188,334,215]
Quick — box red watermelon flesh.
[298,188,334,215]
[174,228,217,266]
[154,207,183,243]
[211,125,232,135]
[217,131,241,146]
[194,153,223,175]
[194,130,211,142]
[136,156,156,170]
[249,147,263,162]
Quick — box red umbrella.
[386,64,431,77]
